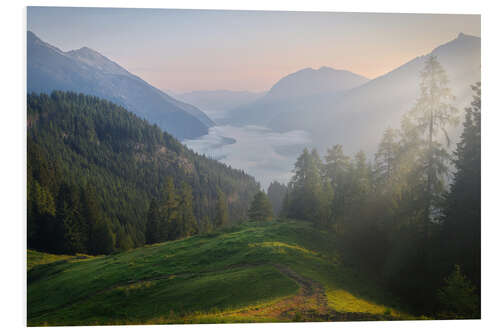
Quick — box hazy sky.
[27,7,480,93]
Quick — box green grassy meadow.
[27,220,415,325]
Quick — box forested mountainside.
[27,31,214,140]
[27,91,260,255]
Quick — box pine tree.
[178,182,197,237]
[267,181,287,216]
[248,191,273,221]
[145,199,160,244]
[406,55,459,239]
[159,177,179,241]
[374,127,399,187]
[214,188,229,228]
[324,145,352,229]
[89,218,115,254]
[56,183,87,254]
[437,265,479,318]
[287,148,328,225]
[441,82,481,288]
[116,225,134,251]
[28,180,57,249]
[81,185,102,250]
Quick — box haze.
[27,7,480,93]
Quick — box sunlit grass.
[248,241,318,256]
[326,288,389,314]
[27,249,96,271]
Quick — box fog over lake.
[183,125,311,189]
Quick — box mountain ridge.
[27,30,214,140]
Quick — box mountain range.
[212,33,480,155]
[27,31,214,140]
[270,32,481,154]
[221,67,369,126]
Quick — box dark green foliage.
[145,199,161,244]
[437,265,479,318]
[158,177,180,241]
[248,191,273,222]
[285,148,330,227]
[115,225,134,252]
[89,219,115,255]
[55,183,88,254]
[27,91,259,254]
[440,82,481,296]
[266,181,287,216]
[178,182,198,238]
[214,188,230,228]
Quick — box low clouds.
[183,125,311,189]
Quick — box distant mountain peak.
[429,32,481,58]
[456,32,479,40]
[27,30,65,55]
[65,46,130,76]
[455,32,480,41]
[71,46,101,56]
[265,66,369,100]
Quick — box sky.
[27,7,480,93]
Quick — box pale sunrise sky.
[27,7,480,93]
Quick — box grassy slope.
[28,220,415,326]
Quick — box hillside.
[27,220,413,326]
[27,31,214,140]
[27,91,259,254]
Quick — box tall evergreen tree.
[214,188,229,228]
[88,218,115,255]
[286,148,329,226]
[441,82,481,288]
[374,127,400,187]
[178,182,198,237]
[159,177,179,240]
[145,199,160,244]
[324,145,352,230]
[115,225,134,251]
[267,181,287,216]
[406,55,459,239]
[248,191,273,222]
[81,185,101,251]
[56,183,87,254]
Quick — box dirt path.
[231,264,392,322]
[228,264,329,321]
